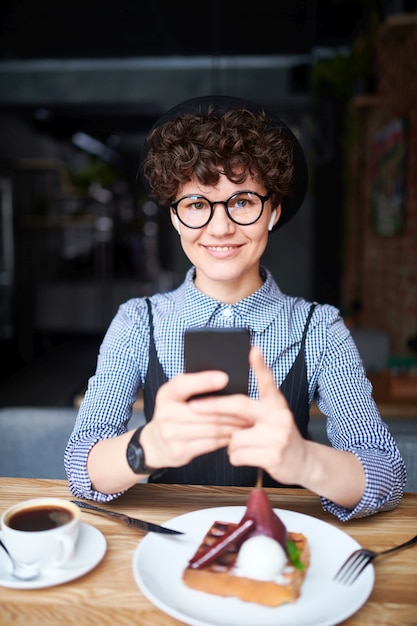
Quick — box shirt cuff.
[65,435,125,502]
[320,449,405,521]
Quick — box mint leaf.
[285,539,305,571]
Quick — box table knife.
[71,500,183,535]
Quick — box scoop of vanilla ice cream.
[236,535,287,581]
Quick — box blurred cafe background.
[0,0,416,415]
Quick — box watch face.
[127,442,141,472]
[127,427,149,474]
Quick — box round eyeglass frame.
[170,190,270,229]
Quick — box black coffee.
[8,506,73,532]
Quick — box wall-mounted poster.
[371,118,407,236]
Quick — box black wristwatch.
[126,425,153,475]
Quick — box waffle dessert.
[182,489,310,607]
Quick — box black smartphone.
[184,327,250,396]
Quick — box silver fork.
[334,534,417,585]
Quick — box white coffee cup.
[0,497,81,580]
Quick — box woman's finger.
[157,370,229,404]
[249,346,288,407]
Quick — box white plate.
[0,522,106,589]
[132,506,374,626]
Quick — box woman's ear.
[268,205,281,231]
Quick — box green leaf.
[285,539,305,572]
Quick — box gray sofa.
[0,407,145,479]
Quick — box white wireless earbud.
[174,215,181,235]
[268,209,277,232]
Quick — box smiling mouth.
[205,245,241,252]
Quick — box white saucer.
[0,522,106,589]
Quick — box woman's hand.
[140,368,251,471]
[185,346,365,508]
[88,365,252,494]
[184,346,309,485]
[226,346,310,484]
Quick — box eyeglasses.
[170,191,270,229]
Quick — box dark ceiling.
[0,0,370,60]
[0,0,392,164]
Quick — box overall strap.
[143,298,168,422]
[300,302,316,350]
[262,301,317,487]
[276,302,316,438]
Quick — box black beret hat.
[141,95,308,230]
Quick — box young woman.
[65,95,406,521]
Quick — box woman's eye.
[231,199,253,211]
[191,201,208,211]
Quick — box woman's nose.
[205,203,235,235]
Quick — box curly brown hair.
[142,107,295,208]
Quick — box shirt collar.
[176,266,286,332]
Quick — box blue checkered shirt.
[65,266,406,520]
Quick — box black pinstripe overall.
[143,299,316,487]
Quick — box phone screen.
[184,327,250,396]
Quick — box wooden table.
[0,479,416,626]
